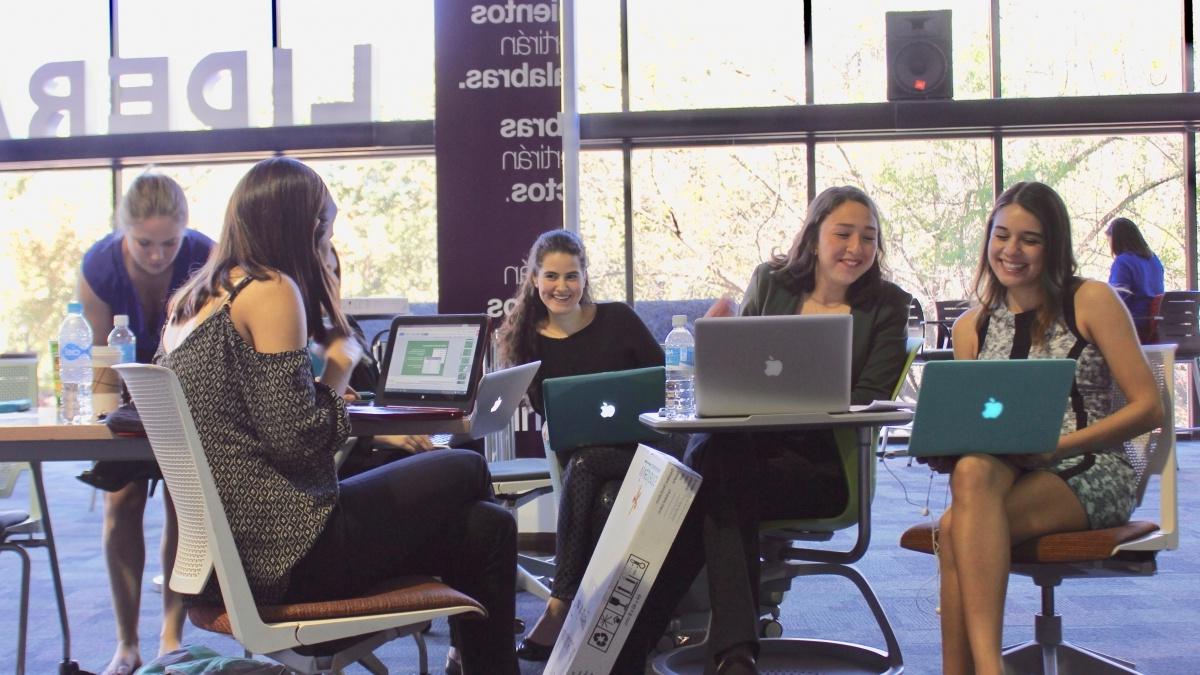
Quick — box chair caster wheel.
[757,617,783,638]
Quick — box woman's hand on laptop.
[376,434,436,454]
[705,296,737,318]
[1009,450,1057,470]
[916,455,958,474]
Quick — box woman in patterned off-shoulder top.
[158,157,519,675]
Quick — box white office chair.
[115,363,486,675]
[0,462,44,675]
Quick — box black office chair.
[933,299,971,349]
[1155,290,1200,433]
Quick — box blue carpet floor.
[2,443,1198,674]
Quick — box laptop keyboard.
[430,433,453,447]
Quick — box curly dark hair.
[495,229,593,366]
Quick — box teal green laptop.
[907,359,1075,457]
[542,366,666,453]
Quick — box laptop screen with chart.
[375,314,489,409]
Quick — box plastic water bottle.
[108,314,137,365]
[58,302,93,424]
[663,314,696,418]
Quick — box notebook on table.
[693,314,852,417]
[906,359,1075,457]
[542,366,666,453]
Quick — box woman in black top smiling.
[496,229,664,660]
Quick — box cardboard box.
[546,444,701,675]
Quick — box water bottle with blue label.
[108,314,137,365]
[58,302,93,424]
[663,314,695,418]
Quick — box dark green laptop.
[907,359,1076,457]
[542,366,666,453]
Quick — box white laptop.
[693,314,852,417]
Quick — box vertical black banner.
[434,0,564,316]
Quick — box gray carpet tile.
[2,442,1199,673]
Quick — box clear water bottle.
[58,301,94,424]
[663,314,696,418]
[108,314,137,365]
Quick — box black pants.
[286,449,518,675]
[612,430,847,674]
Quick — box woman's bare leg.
[101,481,148,675]
[159,489,184,655]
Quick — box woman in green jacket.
[614,185,913,675]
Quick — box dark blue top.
[82,229,215,363]
[1108,252,1165,320]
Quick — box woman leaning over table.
[78,171,214,675]
[614,185,913,675]
[158,157,518,675]
[930,181,1162,675]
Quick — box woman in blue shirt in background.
[78,171,214,675]
[1105,217,1164,342]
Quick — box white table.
[639,409,914,675]
[0,407,468,674]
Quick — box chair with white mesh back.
[114,363,486,675]
[900,343,1179,674]
[1,461,45,675]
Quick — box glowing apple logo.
[763,356,783,377]
[981,397,1004,420]
[490,396,503,413]
[600,401,616,418]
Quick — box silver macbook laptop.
[463,360,541,439]
[694,314,852,417]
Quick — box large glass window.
[120,162,259,242]
[1004,134,1190,423]
[813,0,991,104]
[575,1,622,113]
[279,0,435,123]
[816,138,995,314]
[0,2,110,139]
[1003,135,1187,288]
[630,144,808,302]
[306,157,439,304]
[999,1,1182,97]
[628,1,805,111]
[116,0,273,131]
[0,169,113,391]
[578,150,626,301]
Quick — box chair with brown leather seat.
[899,344,1178,675]
[115,364,486,675]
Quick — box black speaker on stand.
[886,10,953,101]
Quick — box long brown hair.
[972,181,1077,341]
[167,157,348,343]
[1107,217,1154,259]
[496,229,593,366]
[769,185,888,307]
